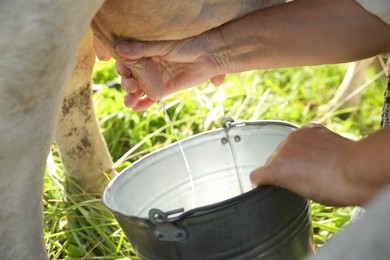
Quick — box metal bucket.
[103,119,313,259]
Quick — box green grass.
[43,59,387,259]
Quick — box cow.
[0,0,285,258]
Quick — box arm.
[216,0,390,73]
[115,0,390,110]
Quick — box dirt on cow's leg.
[55,29,117,194]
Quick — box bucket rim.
[103,119,299,218]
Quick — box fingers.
[121,77,139,94]
[250,164,277,188]
[124,91,156,111]
[132,96,157,111]
[249,124,357,206]
[115,60,132,78]
[93,37,159,110]
[123,89,144,108]
[116,61,139,94]
[116,59,162,110]
[249,140,284,188]
[116,41,172,60]
[116,42,145,59]
[116,61,144,108]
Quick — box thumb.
[116,41,172,60]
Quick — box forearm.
[215,0,390,73]
[343,128,390,205]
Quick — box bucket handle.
[149,208,187,242]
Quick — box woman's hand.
[250,124,383,206]
[115,30,227,110]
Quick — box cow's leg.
[54,29,116,194]
[0,1,104,259]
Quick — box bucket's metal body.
[104,120,313,259]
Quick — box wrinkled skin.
[91,0,285,108]
[110,0,390,111]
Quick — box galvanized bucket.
[103,119,313,259]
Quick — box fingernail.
[124,93,134,108]
[116,43,132,54]
[251,183,258,189]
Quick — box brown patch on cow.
[62,129,95,161]
[61,83,93,122]
[80,136,92,150]
[64,127,78,137]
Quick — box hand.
[114,30,227,110]
[250,124,373,206]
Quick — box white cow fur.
[0,1,104,259]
